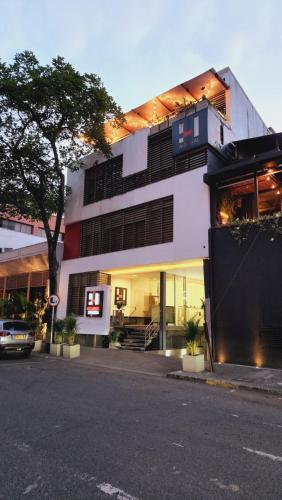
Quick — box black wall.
[210,226,282,368]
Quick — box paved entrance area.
[58,346,182,376]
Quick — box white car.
[0,320,35,357]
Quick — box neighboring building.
[0,241,64,302]
[57,67,269,353]
[0,214,65,253]
[0,216,65,300]
[205,133,282,368]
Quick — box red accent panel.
[63,222,81,260]
[183,129,193,137]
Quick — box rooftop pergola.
[104,68,228,144]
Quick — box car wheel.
[23,350,32,358]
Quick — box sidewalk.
[44,347,282,396]
[168,362,282,397]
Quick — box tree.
[0,51,122,296]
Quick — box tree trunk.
[48,242,58,297]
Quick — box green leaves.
[0,51,122,223]
[0,51,122,293]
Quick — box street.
[1,354,282,500]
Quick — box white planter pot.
[50,343,62,357]
[182,354,205,373]
[63,344,80,359]
[109,342,120,349]
[33,339,42,352]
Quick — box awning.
[0,241,64,277]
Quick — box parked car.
[0,320,35,358]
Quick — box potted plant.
[32,299,48,352]
[109,329,122,349]
[33,320,47,352]
[182,318,204,372]
[62,314,80,359]
[50,319,64,356]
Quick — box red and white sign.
[86,290,104,318]
[48,294,60,307]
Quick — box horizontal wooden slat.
[83,129,208,206]
[67,271,111,316]
[81,196,173,257]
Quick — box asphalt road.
[0,354,282,500]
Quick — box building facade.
[57,67,269,352]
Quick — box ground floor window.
[66,260,205,351]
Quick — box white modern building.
[57,67,268,351]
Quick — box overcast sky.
[1,0,281,131]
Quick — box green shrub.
[184,318,201,356]
[109,329,122,344]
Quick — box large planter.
[182,353,205,373]
[33,339,42,352]
[63,344,80,359]
[50,343,62,357]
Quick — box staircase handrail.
[144,318,160,349]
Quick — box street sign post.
[48,294,60,344]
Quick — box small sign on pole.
[48,294,60,344]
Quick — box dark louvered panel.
[84,155,123,204]
[67,271,111,316]
[0,277,4,289]
[148,129,174,183]
[162,199,174,243]
[84,127,209,206]
[210,90,226,116]
[110,213,123,252]
[101,216,112,254]
[84,168,96,205]
[124,170,148,193]
[148,206,162,246]
[175,148,207,174]
[81,196,173,257]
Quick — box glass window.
[258,171,282,216]
[3,321,30,331]
[216,177,256,225]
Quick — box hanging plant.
[228,213,282,246]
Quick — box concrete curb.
[167,371,282,397]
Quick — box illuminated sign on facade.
[85,290,104,318]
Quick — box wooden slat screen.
[30,271,49,288]
[6,274,29,289]
[67,271,111,316]
[210,90,226,116]
[81,196,173,257]
[84,129,207,206]
[84,155,123,204]
[148,129,174,182]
